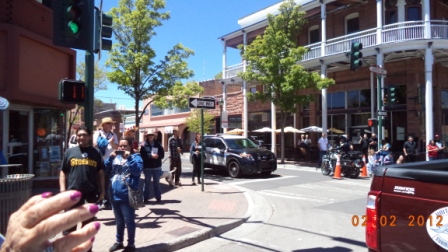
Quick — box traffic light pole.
[85,50,94,131]
[377,75,383,149]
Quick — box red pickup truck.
[366,160,448,252]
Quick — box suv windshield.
[224,138,258,149]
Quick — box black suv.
[202,134,277,178]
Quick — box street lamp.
[218,98,224,133]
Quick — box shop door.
[8,110,30,174]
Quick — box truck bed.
[369,160,448,252]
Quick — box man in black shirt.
[368,133,378,151]
[403,136,417,163]
[60,126,105,237]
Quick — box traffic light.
[94,9,113,52]
[383,88,389,106]
[367,118,378,127]
[388,84,397,107]
[350,42,363,71]
[53,0,93,50]
[58,79,86,104]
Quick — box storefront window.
[328,92,345,109]
[34,109,66,177]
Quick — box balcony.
[223,20,448,79]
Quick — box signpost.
[189,97,217,191]
[370,66,387,149]
[188,97,216,109]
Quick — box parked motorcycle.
[321,148,364,178]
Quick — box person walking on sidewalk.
[190,133,202,185]
[140,130,165,203]
[105,138,143,252]
[93,117,119,210]
[59,126,105,240]
[168,130,183,186]
[317,133,328,168]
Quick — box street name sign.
[369,66,387,75]
[189,97,216,109]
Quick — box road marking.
[229,176,296,185]
[295,184,367,195]
[259,189,336,203]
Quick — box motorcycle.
[321,148,364,178]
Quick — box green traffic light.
[67,21,80,35]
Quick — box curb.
[139,183,254,252]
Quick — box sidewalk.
[92,177,249,252]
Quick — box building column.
[423,0,431,39]
[320,1,326,57]
[271,102,276,155]
[221,39,226,79]
[321,63,328,133]
[425,45,434,161]
[376,0,382,44]
[242,30,248,137]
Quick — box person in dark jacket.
[190,133,202,185]
[140,130,165,203]
[403,136,417,162]
[104,138,143,252]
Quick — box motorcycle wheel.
[349,168,360,179]
[321,162,331,175]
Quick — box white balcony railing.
[224,20,448,79]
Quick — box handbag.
[125,175,144,210]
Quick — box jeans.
[192,155,201,182]
[143,168,161,201]
[318,150,327,167]
[111,200,136,246]
[170,158,182,184]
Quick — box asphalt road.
[174,159,371,252]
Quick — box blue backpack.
[97,134,109,156]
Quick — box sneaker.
[123,245,136,252]
[100,204,112,210]
[109,243,124,252]
[192,181,196,186]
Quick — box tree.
[106,0,194,139]
[76,61,108,93]
[238,0,335,163]
[185,109,215,134]
[152,81,203,110]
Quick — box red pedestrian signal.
[367,118,377,127]
[58,79,86,104]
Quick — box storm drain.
[167,226,200,237]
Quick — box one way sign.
[188,97,216,109]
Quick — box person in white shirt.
[317,133,328,168]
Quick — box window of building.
[328,92,346,109]
[346,13,360,34]
[228,116,242,129]
[442,90,448,109]
[250,87,257,94]
[405,0,421,21]
[347,89,372,108]
[150,105,189,116]
[385,9,398,24]
[308,25,320,44]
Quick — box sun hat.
[101,117,115,126]
[145,130,155,136]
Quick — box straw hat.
[145,129,155,136]
[101,117,115,126]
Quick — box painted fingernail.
[89,205,99,215]
[93,222,100,231]
[41,192,52,198]
[70,191,82,201]
[91,236,95,242]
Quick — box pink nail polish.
[90,236,95,242]
[70,191,82,201]
[41,192,52,198]
[93,222,100,230]
[89,205,99,215]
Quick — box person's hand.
[124,151,130,159]
[0,191,100,252]
[151,153,159,159]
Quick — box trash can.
[0,174,34,235]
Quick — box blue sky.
[84,0,280,109]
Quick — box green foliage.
[238,0,335,162]
[152,81,203,109]
[185,109,215,134]
[105,0,194,130]
[76,61,108,93]
[214,72,222,80]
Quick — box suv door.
[203,138,214,167]
[214,139,227,167]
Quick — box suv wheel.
[228,160,242,178]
